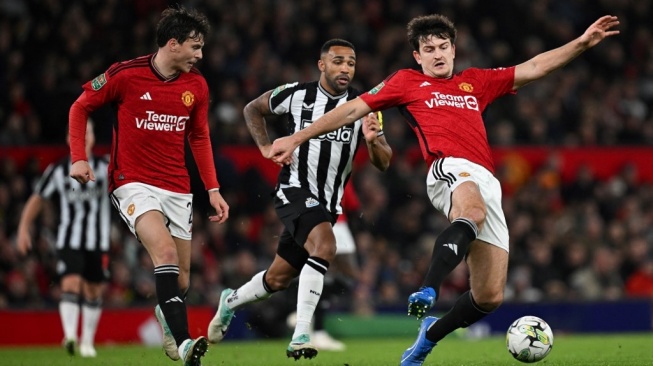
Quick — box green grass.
[0,334,652,365]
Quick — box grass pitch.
[0,333,651,365]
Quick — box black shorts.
[57,248,110,283]
[274,187,337,271]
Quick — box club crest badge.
[459,82,473,93]
[181,91,195,107]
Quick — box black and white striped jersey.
[269,81,363,215]
[35,156,111,252]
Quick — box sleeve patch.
[368,81,385,95]
[91,73,107,91]
[271,84,288,97]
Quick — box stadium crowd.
[1,0,652,317]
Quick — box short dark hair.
[320,39,355,56]
[407,14,457,51]
[156,6,210,47]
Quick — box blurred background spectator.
[0,0,652,329]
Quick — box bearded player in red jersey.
[68,6,229,366]
[269,14,619,366]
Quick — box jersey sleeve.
[359,71,409,111]
[69,64,123,162]
[475,67,516,106]
[187,77,220,190]
[34,163,58,199]
[268,82,299,115]
[80,64,123,110]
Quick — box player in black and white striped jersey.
[17,119,110,358]
[207,39,393,359]
[270,79,363,213]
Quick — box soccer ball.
[506,315,554,363]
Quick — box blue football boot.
[400,316,438,366]
[407,287,436,319]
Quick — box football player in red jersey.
[269,14,619,366]
[68,6,229,365]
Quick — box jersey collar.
[149,53,181,83]
[318,81,348,100]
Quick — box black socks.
[155,265,190,346]
[422,218,478,297]
[425,291,491,343]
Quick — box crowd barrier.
[2,145,653,186]
[0,300,650,346]
[326,299,653,339]
[0,307,214,346]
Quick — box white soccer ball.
[506,315,554,363]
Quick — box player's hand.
[70,160,95,184]
[579,15,619,48]
[269,136,296,166]
[362,112,383,141]
[16,230,32,255]
[208,190,230,224]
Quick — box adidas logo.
[444,243,458,255]
[165,296,183,303]
[305,197,319,208]
[140,92,152,100]
[419,81,431,87]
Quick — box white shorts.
[110,183,193,240]
[426,157,509,252]
[333,221,356,255]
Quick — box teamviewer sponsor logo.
[136,111,189,132]
[425,92,479,111]
[302,119,353,143]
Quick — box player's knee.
[311,241,337,262]
[462,207,486,230]
[322,244,337,262]
[474,290,503,312]
[155,246,179,265]
[305,225,338,261]
[61,275,82,292]
[265,272,294,291]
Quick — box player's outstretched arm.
[243,90,275,161]
[69,94,92,162]
[16,194,44,255]
[270,97,372,165]
[362,112,392,171]
[208,189,229,224]
[513,15,619,90]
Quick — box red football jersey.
[360,67,515,173]
[70,54,219,193]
